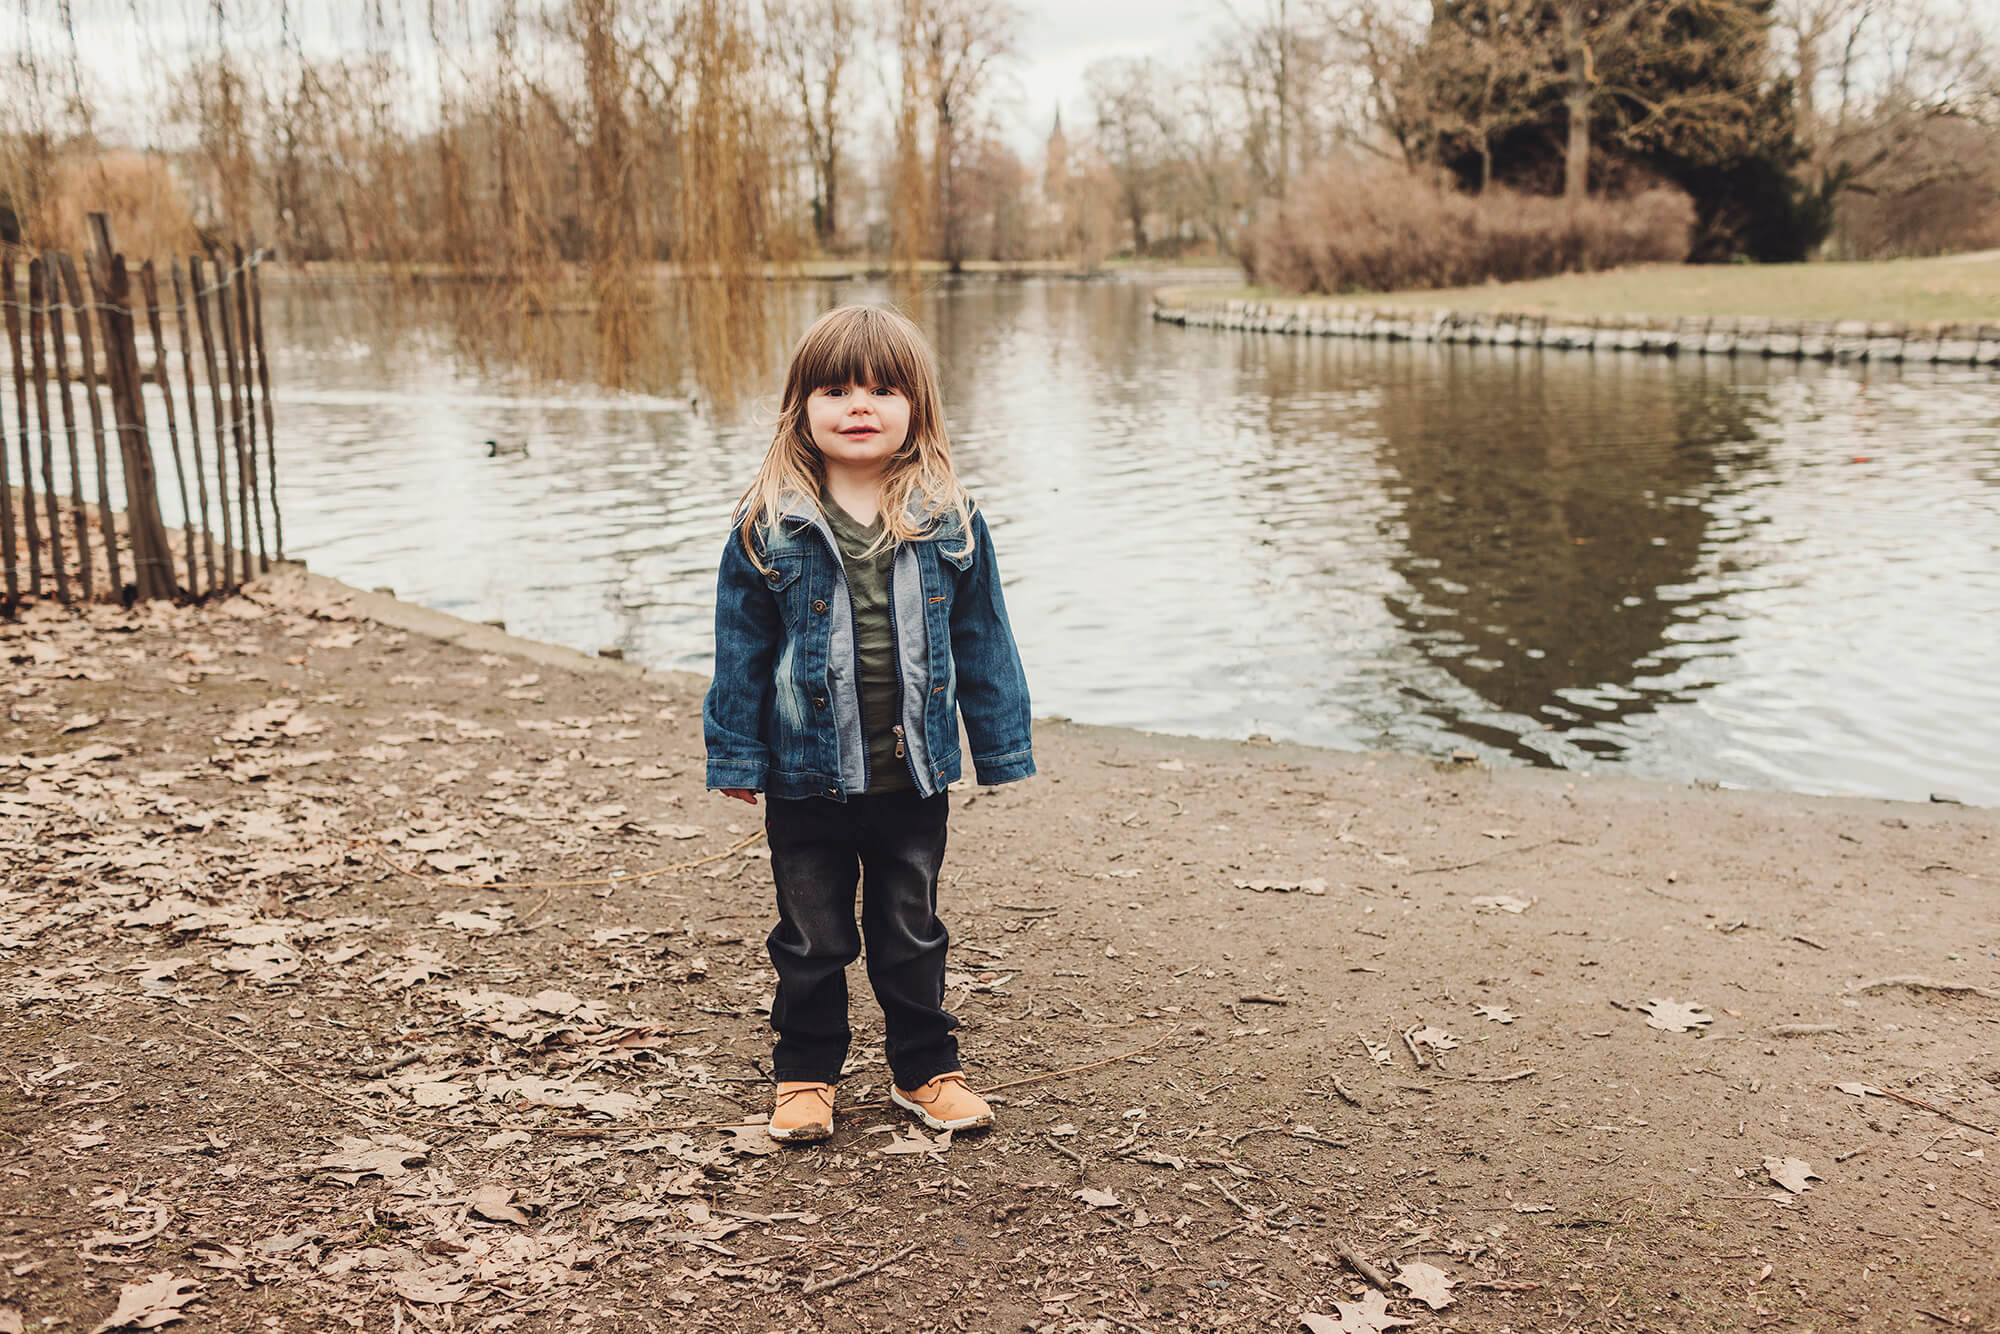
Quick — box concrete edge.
[253,563,710,694]
[1151,290,2000,368]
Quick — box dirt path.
[3,569,1995,1333]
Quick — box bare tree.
[1083,56,1174,253]
[1778,0,2000,253]
[765,0,859,248]
[897,0,1022,268]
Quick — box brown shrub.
[33,150,197,259]
[1241,161,1694,294]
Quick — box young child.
[704,304,1035,1144]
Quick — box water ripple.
[240,279,2000,805]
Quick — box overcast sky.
[15,0,2000,157]
[1008,0,1223,142]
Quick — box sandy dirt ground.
[2,569,1996,1334]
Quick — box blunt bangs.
[790,306,933,398]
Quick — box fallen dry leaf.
[469,1185,533,1226]
[1474,1004,1517,1024]
[1394,1259,1456,1310]
[88,1271,201,1333]
[724,1124,781,1156]
[306,1135,428,1184]
[1639,998,1713,1033]
[1301,1289,1414,1334]
[1763,1156,1820,1193]
[1073,1188,1120,1208]
[389,1270,470,1304]
[1469,894,1532,913]
[1409,1025,1459,1052]
[1833,1082,1880,1098]
[436,907,515,935]
[878,1127,949,1157]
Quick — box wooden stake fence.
[0,216,282,616]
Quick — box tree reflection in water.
[1367,348,1771,767]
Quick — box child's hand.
[720,788,759,806]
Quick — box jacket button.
[813,599,828,614]
[812,696,826,709]
[764,570,781,585]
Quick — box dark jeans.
[764,789,960,1090]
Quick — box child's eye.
[871,386,899,397]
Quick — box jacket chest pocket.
[761,554,808,625]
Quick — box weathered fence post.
[43,255,94,601]
[231,244,267,574]
[211,252,254,585]
[58,252,122,597]
[248,250,281,562]
[189,253,237,591]
[3,253,34,608]
[0,259,15,617]
[170,259,215,598]
[141,262,198,594]
[27,258,69,604]
[85,214,177,601]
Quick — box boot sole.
[767,1121,832,1143]
[890,1086,994,1132]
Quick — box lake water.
[247,277,2000,805]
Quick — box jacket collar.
[776,488,967,542]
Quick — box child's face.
[806,381,911,475]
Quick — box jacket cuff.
[970,748,1035,787]
[706,759,769,791]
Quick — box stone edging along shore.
[1152,291,2000,366]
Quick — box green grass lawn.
[1162,252,2000,325]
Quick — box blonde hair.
[735,304,973,568]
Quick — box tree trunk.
[1560,1,1591,201]
[821,146,839,245]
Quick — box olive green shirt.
[823,497,915,794]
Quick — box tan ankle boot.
[769,1081,834,1142]
[891,1071,994,1132]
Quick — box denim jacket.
[704,494,1035,801]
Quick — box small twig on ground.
[1401,1024,1429,1070]
[1408,837,1568,875]
[1239,994,1289,1006]
[986,1030,1180,1094]
[1427,1068,1538,1084]
[798,1240,921,1296]
[1227,1125,1342,1149]
[1227,1124,1284,1147]
[1212,1178,1254,1216]
[363,829,766,897]
[1330,1076,1361,1107]
[1334,1237,1393,1292]
[1791,934,1828,951]
[1851,976,2000,1002]
[1866,1086,1998,1136]
[1045,1136,1088,1171]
